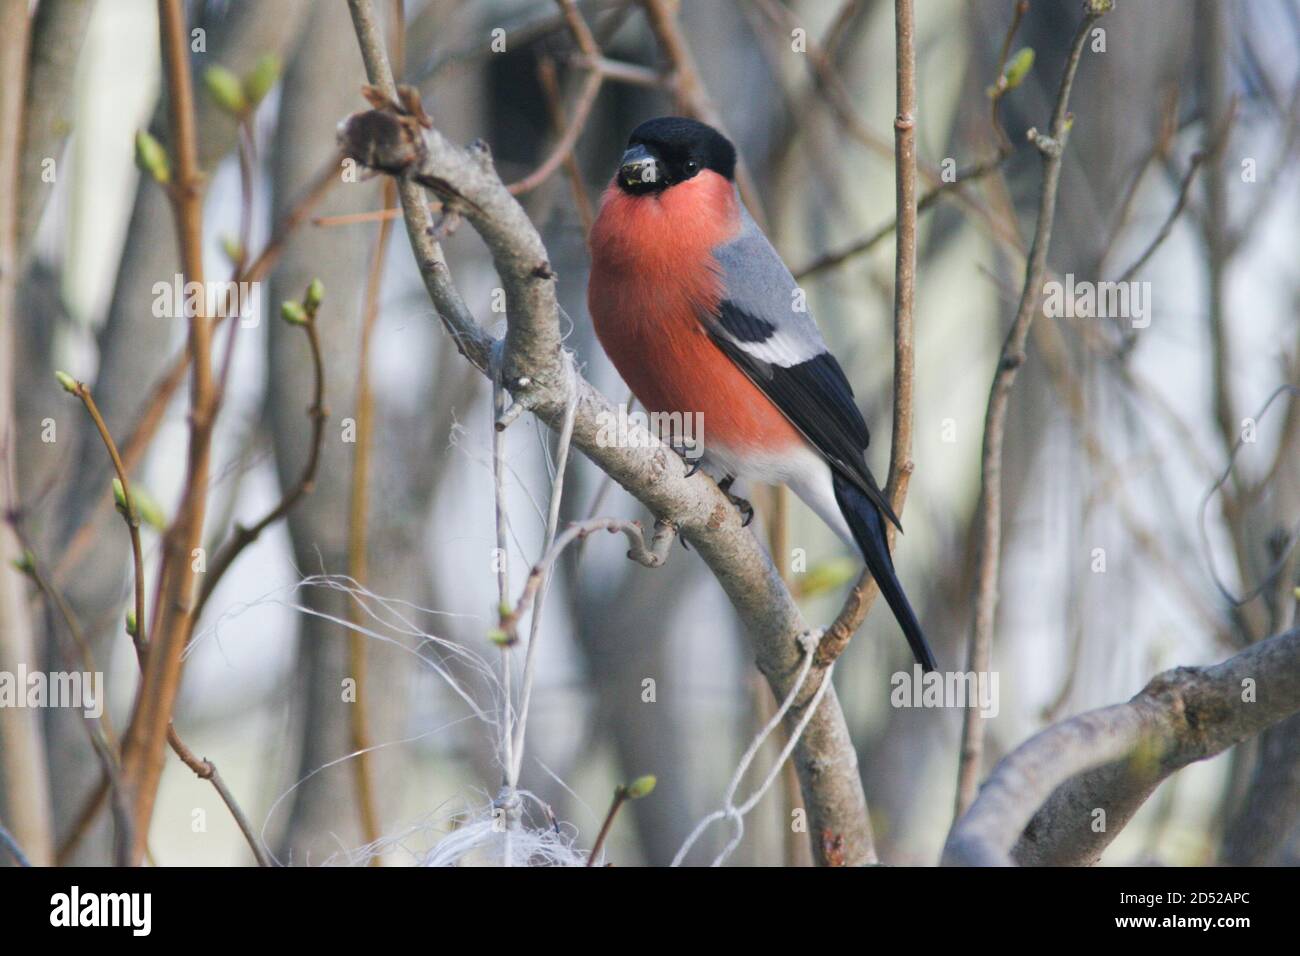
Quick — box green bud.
[55,370,79,395]
[204,65,248,117]
[125,609,138,637]
[12,550,36,576]
[130,484,167,531]
[243,54,281,108]
[304,278,325,315]
[1002,47,1035,92]
[487,628,512,646]
[134,131,171,184]
[624,775,656,799]
[220,235,244,264]
[280,300,308,326]
[797,556,858,599]
[112,477,128,514]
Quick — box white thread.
[671,630,832,867]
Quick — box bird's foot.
[670,442,704,477]
[717,475,754,528]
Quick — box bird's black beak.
[619,143,661,189]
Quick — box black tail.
[831,472,938,672]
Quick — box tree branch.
[955,0,1111,819]
[944,626,1300,866]
[815,0,918,671]
[118,0,219,865]
[17,0,96,265]
[194,305,328,620]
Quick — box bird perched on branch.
[587,116,937,672]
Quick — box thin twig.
[0,819,30,867]
[954,2,1110,821]
[500,517,678,644]
[15,549,135,860]
[506,0,603,197]
[46,375,273,865]
[639,0,767,227]
[815,0,919,669]
[194,312,328,619]
[795,155,1004,281]
[118,0,221,864]
[1114,151,1208,285]
[793,0,1029,284]
[52,151,340,586]
[345,172,395,857]
[1197,385,1300,610]
[587,786,628,866]
[164,726,273,866]
[61,379,147,659]
[989,0,1031,155]
[536,56,595,234]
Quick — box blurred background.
[2,0,1298,866]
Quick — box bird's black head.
[616,117,737,196]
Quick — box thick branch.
[17,0,95,263]
[944,627,1300,866]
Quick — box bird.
[587,116,937,673]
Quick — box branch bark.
[944,626,1300,866]
[343,0,875,866]
[0,0,55,866]
[17,0,96,264]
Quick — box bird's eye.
[683,159,699,174]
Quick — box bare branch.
[195,311,329,619]
[816,0,918,670]
[118,0,220,865]
[52,152,339,585]
[944,626,1300,866]
[500,517,679,644]
[955,1,1111,820]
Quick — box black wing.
[709,299,902,531]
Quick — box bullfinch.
[587,116,937,672]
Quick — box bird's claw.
[669,442,704,477]
[731,493,755,528]
[716,475,754,527]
